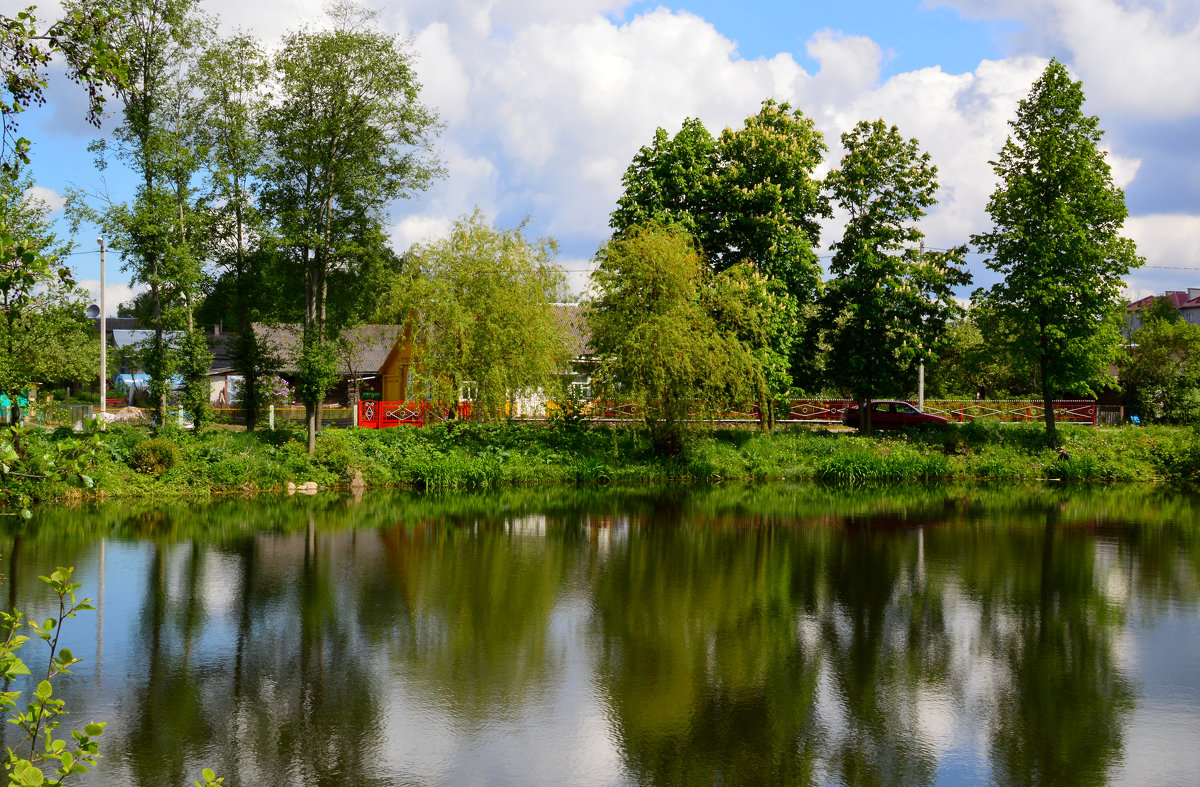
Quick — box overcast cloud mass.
[17,0,1200,307]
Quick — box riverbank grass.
[3,419,1198,508]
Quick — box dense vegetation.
[4,421,1200,514]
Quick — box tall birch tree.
[262,3,440,454]
[193,33,273,429]
[66,0,211,424]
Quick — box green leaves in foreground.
[0,567,105,785]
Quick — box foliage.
[611,118,720,256]
[702,262,798,427]
[128,436,179,475]
[972,59,1142,446]
[3,417,1198,509]
[924,305,1038,399]
[714,99,830,303]
[0,2,127,167]
[191,33,272,431]
[588,223,763,453]
[610,100,829,385]
[387,211,569,420]
[176,327,212,430]
[1,171,99,416]
[0,421,103,517]
[1121,302,1200,424]
[64,0,211,425]
[0,567,105,786]
[294,332,339,453]
[234,374,291,409]
[823,119,970,430]
[262,2,441,453]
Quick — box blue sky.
[15,0,1200,310]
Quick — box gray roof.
[252,323,404,374]
[93,317,142,332]
[112,329,182,349]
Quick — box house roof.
[252,323,405,374]
[92,317,142,332]
[111,329,183,348]
[1129,290,1200,312]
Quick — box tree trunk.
[152,280,168,423]
[1040,355,1057,448]
[858,396,873,434]
[307,406,317,456]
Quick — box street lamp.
[98,237,106,429]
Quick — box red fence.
[358,400,472,428]
[360,398,1097,427]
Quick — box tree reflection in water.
[0,483,1195,786]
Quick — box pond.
[3,483,1200,786]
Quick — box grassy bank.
[3,419,1200,509]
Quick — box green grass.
[4,419,1198,508]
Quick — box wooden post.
[269,404,275,430]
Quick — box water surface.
[3,484,1200,786]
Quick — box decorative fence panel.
[357,400,472,428]
[357,398,1096,427]
[776,399,1096,425]
[17,398,1097,431]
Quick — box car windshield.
[896,403,918,414]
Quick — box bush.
[129,437,180,475]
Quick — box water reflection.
[1,484,1198,785]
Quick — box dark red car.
[841,400,949,429]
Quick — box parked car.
[841,400,949,429]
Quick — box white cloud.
[932,0,1200,118]
[801,30,884,101]
[76,279,146,317]
[31,0,1200,306]
[413,23,471,126]
[1124,214,1200,300]
[23,186,65,213]
[391,215,455,250]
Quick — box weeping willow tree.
[385,210,569,420]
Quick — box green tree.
[262,2,440,454]
[386,211,569,420]
[1,2,127,168]
[0,171,97,421]
[1121,299,1200,423]
[715,99,829,303]
[66,0,212,424]
[192,33,273,430]
[823,119,969,430]
[611,100,830,387]
[703,262,798,429]
[611,117,719,252]
[972,59,1142,446]
[924,307,1038,399]
[587,223,760,453]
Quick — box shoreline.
[4,419,1198,512]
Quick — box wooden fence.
[7,398,1098,430]
[357,398,1098,428]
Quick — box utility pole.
[98,237,107,430]
[918,241,925,409]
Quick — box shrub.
[129,437,179,475]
